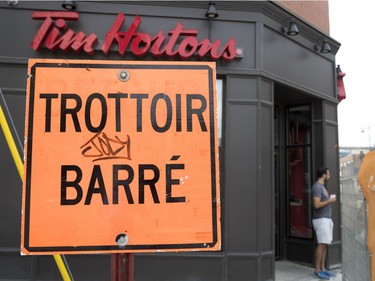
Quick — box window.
[286,105,312,238]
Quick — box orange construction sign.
[21,59,221,255]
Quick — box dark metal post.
[111,253,134,281]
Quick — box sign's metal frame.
[21,59,221,255]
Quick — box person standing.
[312,167,336,280]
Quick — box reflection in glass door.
[286,105,312,239]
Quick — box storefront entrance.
[274,84,315,264]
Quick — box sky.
[329,0,375,148]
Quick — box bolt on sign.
[21,59,221,255]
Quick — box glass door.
[286,105,312,239]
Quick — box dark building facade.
[0,1,341,280]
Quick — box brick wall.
[276,0,330,34]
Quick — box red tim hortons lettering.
[101,13,141,55]
[101,13,237,60]
[31,11,98,54]
[31,12,237,60]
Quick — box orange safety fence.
[358,149,375,281]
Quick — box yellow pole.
[53,255,73,281]
[0,105,72,281]
[0,106,23,177]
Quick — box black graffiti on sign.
[80,132,131,162]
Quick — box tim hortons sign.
[30,11,237,60]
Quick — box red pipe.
[111,253,134,281]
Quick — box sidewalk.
[275,260,342,281]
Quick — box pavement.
[275,260,342,281]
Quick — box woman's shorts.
[312,218,333,244]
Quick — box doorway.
[274,84,314,263]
